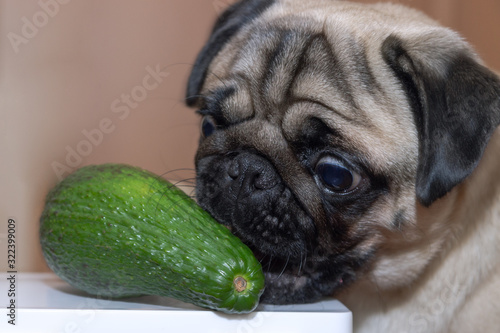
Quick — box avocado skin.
[40,164,265,314]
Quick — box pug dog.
[185,0,500,332]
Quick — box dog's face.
[185,0,500,304]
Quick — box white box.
[1,273,352,333]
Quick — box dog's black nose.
[228,153,279,191]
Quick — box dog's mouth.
[247,240,354,304]
[202,202,368,304]
[223,225,354,305]
[204,201,347,304]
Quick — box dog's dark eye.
[201,116,217,138]
[315,156,361,193]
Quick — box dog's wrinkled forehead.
[196,15,419,176]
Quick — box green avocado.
[40,163,264,314]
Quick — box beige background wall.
[1,0,499,273]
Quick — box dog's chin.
[243,241,356,305]
[247,247,345,304]
[197,189,372,304]
[197,193,346,304]
[199,203,370,304]
[212,221,359,304]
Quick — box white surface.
[1,273,352,333]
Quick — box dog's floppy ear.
[382,33,500,207]
[186,0,276,107]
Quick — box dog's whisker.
[207,70,229,89]
[158,168,196,181]
[173,178,197,187]
[297,252,303,276]
[297,250,307,276]
[187,187,197,199]
[265,255,274,274]
[257,253,269,265]
[276,255,290,280]
[187,70,230,106]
